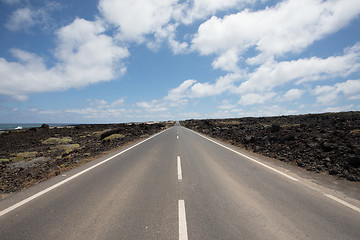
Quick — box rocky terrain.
[181,111,360,182]
[0,122,172,197]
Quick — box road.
[1,125,359,239]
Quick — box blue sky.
[0,0,360,123]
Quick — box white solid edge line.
[186,128,360,214]
[187,128,299,182]
[0,128,170,218]
[177,156,182,181]
[324,194,360,213]
[179,200,189,240]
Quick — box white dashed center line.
[178,200,189,240]
[177,156,183,181]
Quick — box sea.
[0,123,73,132]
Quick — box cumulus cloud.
[212,50,240,72]
[0,18,129,100]
[236,42,360,93]
[192,0,360,66]
[110,98,126,107]
[238,92,276,105]
[143,41,360,109]
[280,89,304,102]
[313,79,360,105]
[190,73,241,98]
[5,7,35,31]
[161,73,241,103]
[66,107,128,119]
[64,98,128,120]
[98,0,177,43]
[98,0,253,53]
[136,100,168,112]
[137,79,201,113]
[1,0,21,5]
[88,98,125,108]
[175,0,253,24]
[158,42,359,107]
[217,99,237,109]
[324,104,357,113]
[55,18,129,78]
[5,2,61,32]
[230,104,299,117]
[165,79,197,101]
[2,0,360,121]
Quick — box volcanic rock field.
[1,111,359,198]
[0,122,171,197]
[181,111,360,182]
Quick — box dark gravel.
[181,111,360,182]
[0,122,172,196]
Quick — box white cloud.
[324,104,357,113]
[138,79,200,112]
[55,18,129,80]
[66,107,128,119]
[313,79,360,105]
[146,23,189,53]
[335,80,360,100]
[88,98,125,108]
[217,99,236,109]
[165,79,197,101]
[280,88,304,102]
[191,0,360,66]
[99,0,177,43]
[236,42,360,93]
[30,97,128,120]
[175,0,253,24]
[136,100,168,112]
[65,97,128,119]
[1,0,21,4]
[313,85,337,104]
[98,0,253,52]
[238,92,276,105]
[164,24,189,54]
[110,98,126,107]
[141,41,360,109]
[211,50,240,72]
[5,8,35,31]
[162,73,241,102]
[190,73,240,98]
[0,18,129,100]
[168,37,189,54]
[38,110,63,115]
[211,104,300,118]
[5,2,61,32]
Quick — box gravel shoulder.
[181,111,360,182]
[0,122,173,198]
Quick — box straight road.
[1,125,359,239]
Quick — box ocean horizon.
[0,123,74,132]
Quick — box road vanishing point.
[1,124,359,239]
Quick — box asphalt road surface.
[1,125,359,239]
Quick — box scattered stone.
[0,122,172,195]
[181,111,360,182]
[329,168,339,175]
[349,156,360,168]
[41,124,50,129]
[271,124,281,133]
[296,160,305,167]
